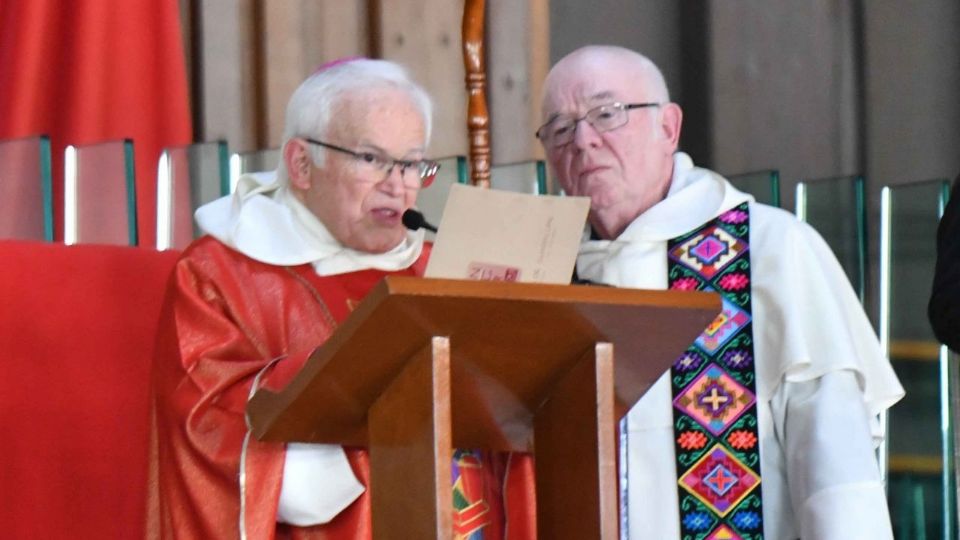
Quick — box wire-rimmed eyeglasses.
[535,102,661,148]
[303,138,440,188]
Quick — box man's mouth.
[371,207,401,223]
[578,165,609,180]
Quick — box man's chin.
[587,192,619,211]
[588,204,635,239]
[375,232,410,254]
[341,229,404,255]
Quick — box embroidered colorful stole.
[452,450,493,539]
[667,202,764,539]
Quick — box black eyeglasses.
[303,138,440,188]
[535,102,661,148]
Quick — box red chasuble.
[147,237,536,539]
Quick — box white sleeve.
[778,370,894,540]
[276,443,365,526]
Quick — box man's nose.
[572,119,603,150]
[379,163,406,194]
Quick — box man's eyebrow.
[545,90,617,123]
[543,112,563,124]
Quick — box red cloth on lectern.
[148,237,536,539]
[0,0,192,245]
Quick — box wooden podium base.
[246,277,719,539]
[369,337,453,539]
[369,338,618,539]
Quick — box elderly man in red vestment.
[148,59,535,539]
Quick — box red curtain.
[0,0,192,246]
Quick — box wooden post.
[368,337,453,539]
[534,343,619,539]
[461,0,491,188]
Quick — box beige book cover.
[424,184,589,284]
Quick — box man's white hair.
[276,58,433,185]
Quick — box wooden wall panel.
[864,0,960,187]
[548,1,681,103]
[261,1,370,147]
[375,0,467,158]
[179,0,193,139]
[708,0,860,207]
[488,0,549,164]
[196,0,258,152]
[192,1,550,164]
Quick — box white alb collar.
[617,152,752,243]
[194,172,424,276]
[577,153,752,282]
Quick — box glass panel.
[157,141,229,250]
[490,160,547,195]
[0,135,53,241]
[882,178,955,539]
[65,139,137,246]
[795,175,866,302]
[413,155,467,240]
[726,169,781,208]
[229,148,281,192]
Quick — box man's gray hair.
[276,58,433,184]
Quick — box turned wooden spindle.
[461,0,490,188]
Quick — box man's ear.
[284,139,313,190]
[659,103,683,151]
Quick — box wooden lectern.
[247,276,719,539]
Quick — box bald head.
[543,46,669,119]
[539,45,682,239]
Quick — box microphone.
[402,209,438,233]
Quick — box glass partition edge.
[217,141,230,196]
[123,139,138,246]
[38,135,54,241]
[64,145,78,245]
[156,151,173,250]
[879,186,892,486]
[771,170,782,209]
[940,344,955,540]
[795,182,807,221]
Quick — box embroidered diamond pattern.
[705,524,745,540]
[690,235,728,264]
[696,296,751,354]
[679,444,759,517]
[674,364,755,436]
[669,225,746,279]
[704,463,739,496]
[674,350,705,372]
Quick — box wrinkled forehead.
[328,88,424,136]
[542,58,646,120]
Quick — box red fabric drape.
[0,0,192,246]
[0,240,180,538]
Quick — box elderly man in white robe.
[538,45,903,539]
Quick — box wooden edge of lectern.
[247,276,719,539]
